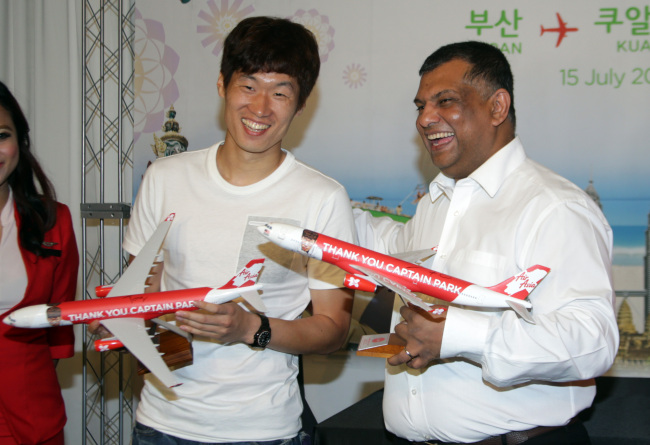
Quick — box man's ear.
[490,88,511,126]
[295,104,305,117]
[217,73,226,98]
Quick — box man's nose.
[250,93,271,117]
[417,104,439,128]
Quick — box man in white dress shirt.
[356,41,618,445]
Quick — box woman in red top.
[0,81,78,445]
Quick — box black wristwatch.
[251,313,271,348]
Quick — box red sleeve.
[46,204,79,359]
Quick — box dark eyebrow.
[414,88,456,105]
[274,80,296,90]
[241,74,296,90]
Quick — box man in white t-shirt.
[120,17,355,445]
[355,41,618,445]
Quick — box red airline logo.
[541,13,578,47]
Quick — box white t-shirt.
[124,143,355,442]
[357,137,618,443]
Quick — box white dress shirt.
[357,137,618,443]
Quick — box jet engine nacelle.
[95,285,113,298]
[94,337,125,352]
[343,274,377,293]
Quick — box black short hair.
[419,41,516,127]
[220,16,320,110]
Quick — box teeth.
[427,132,454,141]
[242,119,270,131]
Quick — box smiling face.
[414,59,510,180]
[0,104,20,204]
[218,71,302,158]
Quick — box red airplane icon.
[541,13,578,47]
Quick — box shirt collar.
[428,136,526,201]
[1,188,14,227]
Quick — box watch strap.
[251,313,271,348]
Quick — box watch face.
[257,331,271,347]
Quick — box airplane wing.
[101,317,179,387]
[352,265,432,312]
[391,248,437,269]
[106,214,175,298]
[151,317,192,341]
[99,214,178,387]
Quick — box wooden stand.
[356,333,406,358]
[137,328,193,375]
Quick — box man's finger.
[393,321,408,339]
[388,347,419,366]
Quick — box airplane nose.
[257,224,271,237]
[2,305,51,328]
[257,223,285,240]
[256,223,306,254]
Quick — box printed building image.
[587,179,650,377]
[610,212,650,376]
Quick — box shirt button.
[454,210,459,216]
[411,388,417,395]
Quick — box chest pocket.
[240,216,305,284]
[450,248,508,285]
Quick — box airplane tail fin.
[218,259,266,312]
[488,265,551,300]
[221,259,265,289]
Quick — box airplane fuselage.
[319,238,467,300]
[4,285,260,329]
[258,223,531,310]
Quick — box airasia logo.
[504,268,548,296]
[514,272,537,290]
[346,277,361,288]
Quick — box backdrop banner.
[134,0,650,377]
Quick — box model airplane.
[257,222,550,324]
[4,214,267,388]
[541,13,578,47]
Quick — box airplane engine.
[343,274,377,293]
[95,285,113,298]
[94,337,125,352]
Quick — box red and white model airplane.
[4,214,266,388]
[257,222,550,324]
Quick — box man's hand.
[175,301,259,345]
[387,304,447,369]
[175,287,352,354]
